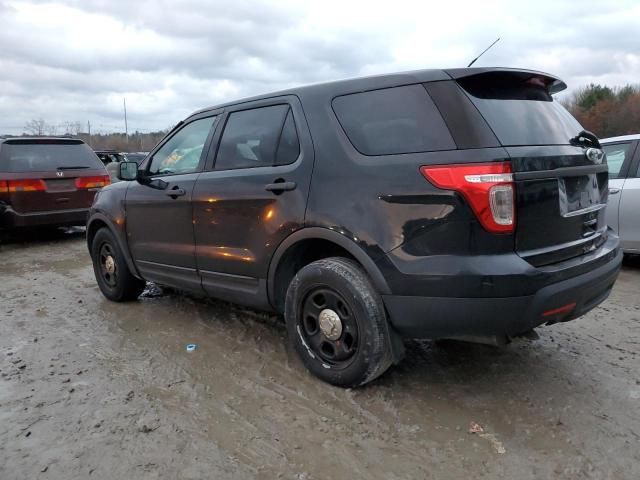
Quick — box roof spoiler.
[445,67,567,95]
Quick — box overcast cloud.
[0,0,638,134]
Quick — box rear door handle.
[166,187,186,198]
[609,188,621,195]
[265,181,296,192]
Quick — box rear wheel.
[91,228,145,301]
[285,257,394,387]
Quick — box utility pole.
[87,120,91,147]
[123,97,129,148]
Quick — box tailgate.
[451,68,609,266]
[509,146,608,266]
[8,169,106,213]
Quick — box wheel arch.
[267,227,391,312]
[86,213,142,280]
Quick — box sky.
[1,0,639,135]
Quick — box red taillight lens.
[0,180,8,194]
[75,175,111,189]
[420,162,515,234]
[6,179,47,192]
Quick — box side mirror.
[118,161,139,181]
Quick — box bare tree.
[61,121,82,135]
[24,118,47,136]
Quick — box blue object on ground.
[186,344,197,352]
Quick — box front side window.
[332,84,456,156]
[603,142,633,179]
[215,105,291,170]
[148,116,216,175]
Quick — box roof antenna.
[467,37,501,67]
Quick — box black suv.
[87,68,622,387]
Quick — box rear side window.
[275,109,300,165]
[332,85,456,156]
[602,142,633,178]
[458,72,583,146]
[216,105,291,170]
[0,141,103,172]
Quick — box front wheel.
[285,257,394,387]
[91,228,146,301]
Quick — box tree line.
[20,118,170,152]
[562,84,640,139]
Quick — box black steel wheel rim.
[299,287,359,367]
[98,242,118,288]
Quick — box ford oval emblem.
[585,147,604,164]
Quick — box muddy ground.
[0,229,639,480]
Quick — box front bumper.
[0,205,89,229]
[381,236,622,339]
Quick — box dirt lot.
[1,230,639,480]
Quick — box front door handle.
[265,181,296,193]
[609,187,621,195]
[166,187,186,198]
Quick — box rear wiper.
[57,166,90,170]
[570,130,601,149]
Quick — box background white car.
[602,134,640,254]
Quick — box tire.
[91,227,146,302]
[285,257,394,387]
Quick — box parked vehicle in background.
[602,135,640,253]
[0,137,109,230]
[94,150,125,165]
[87,67,621,387]
[124,152,148,165]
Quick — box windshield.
[0,142,104,172]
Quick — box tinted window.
[276,109,300,165]
[332,85,455,155]
[0,141,103,172]
[216,105,289,170]
[148,116,216,175]
[603,142,633,179]
[458,74,583,146]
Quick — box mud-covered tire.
[285,257,394,387]
[91,228,145,302]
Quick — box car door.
[619,143,640,252]
[126,114,218,291]
[192,97,314,307]
[603,141,636,234]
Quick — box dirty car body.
[87,67,622,386]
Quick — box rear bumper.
[381,235,622,338]
[0,204,88,229]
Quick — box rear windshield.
[0,141,103,172]
[458,73,583,146]
[332,84,456,155]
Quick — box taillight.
[420,162,515,234]
[0,180,8,194]
[6,179,47,192]
[75,175,111,189]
